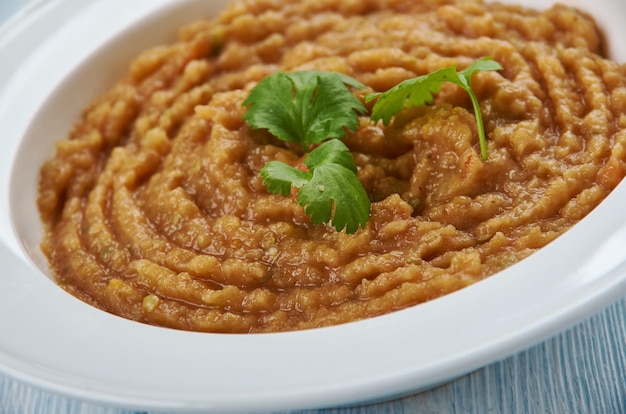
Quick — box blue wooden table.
[1,1,625,413]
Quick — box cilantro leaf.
[259,140,370,233]
[259,161,309,196]
[299,162,370,234]
[304,136,357,173]
[243,71,367,150]
[366,57,502,160]
[366,69,452,126]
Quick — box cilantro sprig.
[366,57,503,160]
[244,71,370,233]
[260,139,370,233]
[243,71,366,150]
[242,58,502,233]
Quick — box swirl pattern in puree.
[38,0,626,332]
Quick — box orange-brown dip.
[38,0,626,332]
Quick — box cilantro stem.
[467,90,488,160]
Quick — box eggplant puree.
[38,0,626,332]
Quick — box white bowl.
[1,0,626,412]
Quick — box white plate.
[1,0,626,412]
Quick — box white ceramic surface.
[1,0,625,412]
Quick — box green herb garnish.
[243,58,502,233]
[244,71,369,233]
[260,139,370,234]
[243,71,366,150]
[366,57,503,160]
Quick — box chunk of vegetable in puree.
[37,0,626,333]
